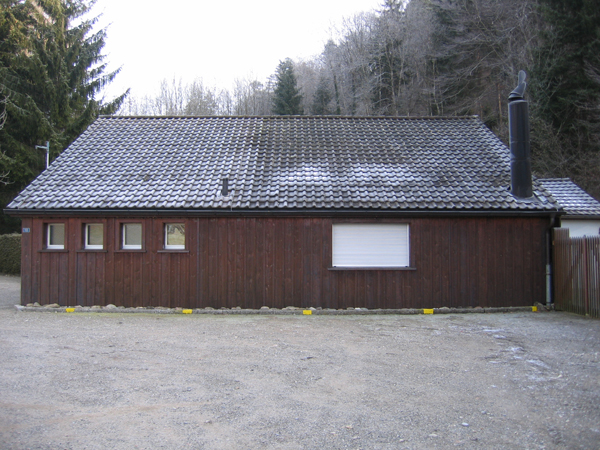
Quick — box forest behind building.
[1,0,600,233]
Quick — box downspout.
[546,214,556,307]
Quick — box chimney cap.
[509,70,527,102]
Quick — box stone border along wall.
[15,304,550,315]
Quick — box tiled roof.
[538,179,600,217]
[8,115,560,212]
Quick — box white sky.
[95,0,383,100]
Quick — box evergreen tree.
[531,0,600,143]
[529,0,600,198]
[0,93,8,186]
[272,58,303,115]
[0,0,127,232]
[311,77,333,115]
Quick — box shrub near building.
[0,233,20,275]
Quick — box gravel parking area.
[0,274,20,309]
[1,277,599,449]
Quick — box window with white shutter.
[332,223,409,267]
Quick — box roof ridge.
[537,177,572,182]
[98,115,481,120]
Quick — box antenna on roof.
[35,141,50,169]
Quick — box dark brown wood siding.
[20,215,549,308]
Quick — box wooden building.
[6,115,564,309]
[539,179,600,238]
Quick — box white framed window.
[84,224,103,249]
[332,223,409,267]
[165,223,185,249]
[47,223,65,249]
[122,223,142,249]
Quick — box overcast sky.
[95,0,383,101]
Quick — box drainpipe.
[546,218,553,307]
[546,262,552,307]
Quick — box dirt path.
[0,277,599,449]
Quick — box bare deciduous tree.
[120,78,226,116]
[233,78,273,116]
[325,12,379,115]
[428,0,539,137]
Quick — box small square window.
[122,223,142,249]
[47,223,65,249]
[85,224,103,249]
[165,223,185,249]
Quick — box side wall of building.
[559,219,600,238]
[19,215,548,309]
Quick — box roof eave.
[5,207,561,219]
[561,214,600,220]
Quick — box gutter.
[5,207,562,219]
[560,214,600,220]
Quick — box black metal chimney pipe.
[508,70,533,198]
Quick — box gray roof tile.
[538,179,600,216]
[8,115,562,212]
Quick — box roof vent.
[221,177,229,196]
[508,70,533,199]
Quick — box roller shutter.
[332,223,409,267]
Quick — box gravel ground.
[0,274,20,309]
[1,276,599,449]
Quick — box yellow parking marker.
[423,309,434,314]
[532,306,537,312]
[303,310,312,315]
[66,308,75,313]
[182,309,193,314]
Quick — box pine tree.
[0,0,127,232]
[531,0,600,140]
[530,0,600,198]
[311,77,333,115]
[272,58,303,115]
[0,94,8,186]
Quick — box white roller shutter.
[332,223,409,267]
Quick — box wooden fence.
[553,228,600,318]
